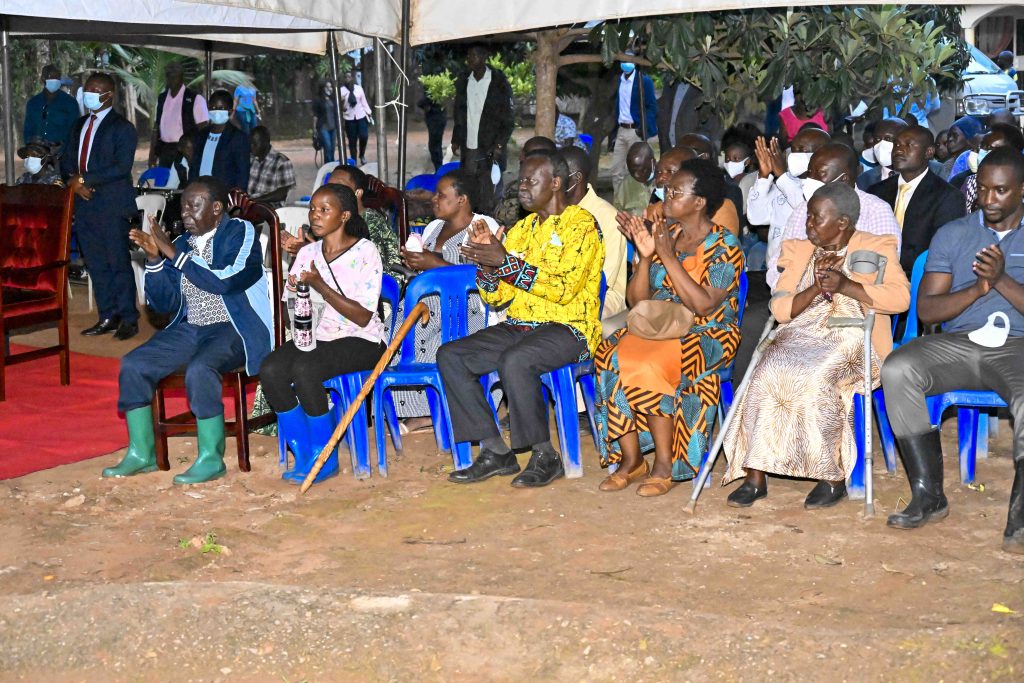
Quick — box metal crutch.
[825,250,887,517]
[685,314,778,514]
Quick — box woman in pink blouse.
[260,184,385,483]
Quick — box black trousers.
[344,117,369,160]
[437,323,587,450]
[426,117,446,171]
[461,149,496,214]
[76,209,138,323]
[259,336,385,417]
[153,140,179,168]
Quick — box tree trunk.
[532,31,560,139]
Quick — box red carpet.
[0,345,193,480]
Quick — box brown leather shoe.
[636,475,676,497]
[598,460,650,492]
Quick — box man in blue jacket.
[190,89,250,191]
[103,177,273,485]
[610,58,658,194]
[23,65,80,151]
[61,72,140,340]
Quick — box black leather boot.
[1003,459,1024,555]
[887,431,949,530]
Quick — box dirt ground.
[3,128,1024,681]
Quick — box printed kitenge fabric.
[595,229,743,480]
[722,245,880,484]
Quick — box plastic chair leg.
[547,368,583,479]
[373,386,391,477]
[977,411,989,460]
[426,387,451,453]
[342,374,372,480]
[957,407,977,484]
[382,391,402,453]
[434,380,472,470]
[872,389,898,473]
[849,394,867,500]
[721,380,735,416]
[578,374,599,449]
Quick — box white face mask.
[967,149,990,174]
[968,311,1010,348]
[801,178,825,203]
[873,140,894,168]
[787,152,812,177]
[653,186,665,201]
[209,109,230,126]
[861,147,876,165]
[724,159,748,178]
[24,157,43,174]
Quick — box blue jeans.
[118,322,246,419]
[319,127,337,163]
[344,117,369,161]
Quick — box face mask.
[24,157,43,174]
[620,63,636,75]
[787,152,812,177]
[969,148,991,173]
[44,79,61,93]
[969,311,1010,348]
[490,163,501,186]
[653,186,665,201]
[801,178,825,203]
[861,147,876,165]
[209,109,230,125]
[724,160,748,178]
[82,91,104,112]
[873,140,894,168]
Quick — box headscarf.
[951,116,984,141]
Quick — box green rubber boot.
[173,414,227,485]
[102,406,158,477]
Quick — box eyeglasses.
[663,187,697,200]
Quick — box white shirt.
[77,106,112,172]
[746,173,804,287]
[465,67,492,150]
[618,73,635,124]
[199,132,221,177]
[896,168,928,211]
[195,226,217,255]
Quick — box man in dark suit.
[452,43,515,214]
[190,89,250,191]
[868,125,966,276]
[656,80,721,152]
[61,72,140,340]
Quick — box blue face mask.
[209,110,230,126]
[82,91,104,112]
[653,186,665,201]
[44,79,61,93]
[620,63,636,75]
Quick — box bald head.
[874,117,908,144]
[791,127,831,154]
[559,146,592,203]
[522,136,556,156]
[808,143,860,187]
[678,133,714,160]
[626,141,656,184]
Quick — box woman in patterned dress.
[393,170,500,430]
[595,158,744,497]
[722,183,909,509]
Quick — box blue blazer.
[60,108,138,219]
[190,124,251,191]
[612,73,658,140]
[143,215,273,375]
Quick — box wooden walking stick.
[299,302,430,494]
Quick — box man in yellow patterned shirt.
[438,149,604,487]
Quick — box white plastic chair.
[294,161,339,207]
[275,206,308,276]
[130,194,168,305]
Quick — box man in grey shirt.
[882,148,1024,555]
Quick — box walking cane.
[299,302,430,494]
[685,314,777,514]
[825,250,887,517]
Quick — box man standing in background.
[609,58,657,194]
[23,65,80,152]
[149,62,208,168]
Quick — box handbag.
[626,299,695,340]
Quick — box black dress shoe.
[448,448,520,484]
[510,450,564,488]
[81,317,120,336]
[804,480,848,509]
[113,321,139,340]
[727,481,767,508]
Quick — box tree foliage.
[595,5,968,124]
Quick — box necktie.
[894,182,913,230]
[79,114,97,173]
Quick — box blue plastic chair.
[578,133,594,151]
[478,274,607,479]
[372,265,480,476]
[405,174,439,193]
[322,274,401,479]
[877,250,1004,484]
[436,161,461,177]
[138,166,172,189]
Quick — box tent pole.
[327,31,346,165]
[396,0,411,188]
[374,38,388,183]
[204,41,212,101]
[1,17,15,184]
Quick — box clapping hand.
[298,261,325,289]
[754,136,785,179]
[973,244,1005,294]
[130,216,173,260]
[815,253,848,298]
[616,211,655,259]
[460,220,507,268]
[652,219,680,261]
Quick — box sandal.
[598,460,650,492]
[636,476,676,497]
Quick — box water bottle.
[294,281,316,352]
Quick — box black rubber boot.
[887,431,949,530]
[1003,459,1024,555]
